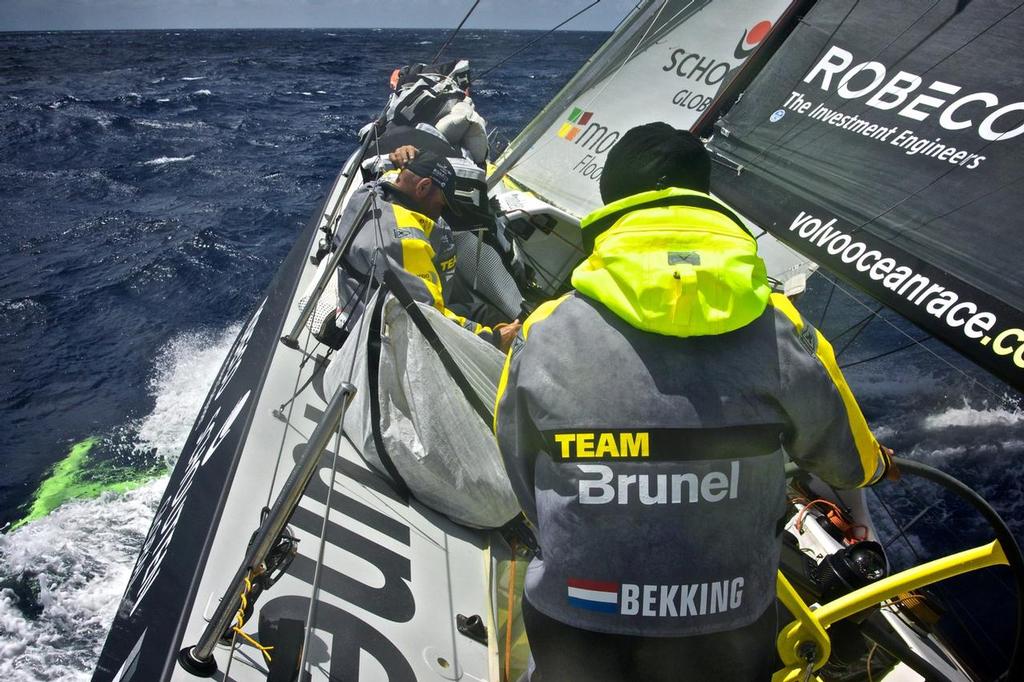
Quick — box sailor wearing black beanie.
[599,121,711,202]
[495,122,890,681]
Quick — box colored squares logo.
[558,108,594,141]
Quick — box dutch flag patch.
[567,578,619,613]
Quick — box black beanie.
[599,122,710,203]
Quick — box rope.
[839,336,930,370]
[817,277,836,328]
[866,642,878,682]
[811,272,1002,398]
[870,487,924,565]
[432,0,483,63]
[232,573,274,664]
[834,306,882,358]
[298,425,345,676]
[504,540,518,682]
[265,327,317,507]
[478,1,603,79]
[501,0,673,178]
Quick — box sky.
[0,0,638,32]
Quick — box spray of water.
[0,324,239,681]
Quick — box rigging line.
[787,1,1024,161]
[478,1,603,80]
[432,0,483,64]
[813,272,1002,398]
[854,1,1024,236]
[441,532,464,678]
[882,500,940,549]
[335,473,447,549]
[274,356,326,417]
[871,486,924,564]
[916,169,1024,233]
[834,305,883,358]
[895,469,1017,598]
[298,425,345,678]
[831,305,881,342]
[839,335,929,370]
[519,244,575,292]
[743,7,1024,248]
[266,328,318,507]
[875,480,1011,661]
[740,0,864,162]
[341,125,390,387]
[817,276,837,328]
[222,619,241,680]
[939,588,1012,662]
[503,0,675,179]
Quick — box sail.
[491,0,806,217]
[706,0,1024,391]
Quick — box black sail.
[708,0,1024,391]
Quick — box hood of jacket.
[573,188,771,338]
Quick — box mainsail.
[707,0,1024,391]
[491,0,806,217]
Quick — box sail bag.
[324,288,520,529]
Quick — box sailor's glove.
[879,445,900,482]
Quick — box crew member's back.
[494,123,892,681]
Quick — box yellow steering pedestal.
[773,540,1009,682]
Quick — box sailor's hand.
[880,445,900,482]
[494,320,522,353]
[389,145,419,168]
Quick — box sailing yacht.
[92,1,1023,680]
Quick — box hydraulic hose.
[891,456,1024,682]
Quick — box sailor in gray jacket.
[493,123,893,681]
[333,151,520,350]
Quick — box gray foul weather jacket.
[334,180,497,345]
[494,188,887,637]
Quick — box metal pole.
[178,382,356,677]
[320,133,375,238]
[280,192,374,349]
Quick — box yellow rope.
[232,573,274,664]
[504,540,517,682]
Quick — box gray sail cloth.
[324,290,520,529]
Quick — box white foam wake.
[137,325,241,467]
[923,400,1024,430]
[0,325,240,681]
[141,155,195,166]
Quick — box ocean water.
[1,28,1022,681]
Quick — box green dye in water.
[11,437,165,530]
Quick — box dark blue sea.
[0,28,1022,680]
